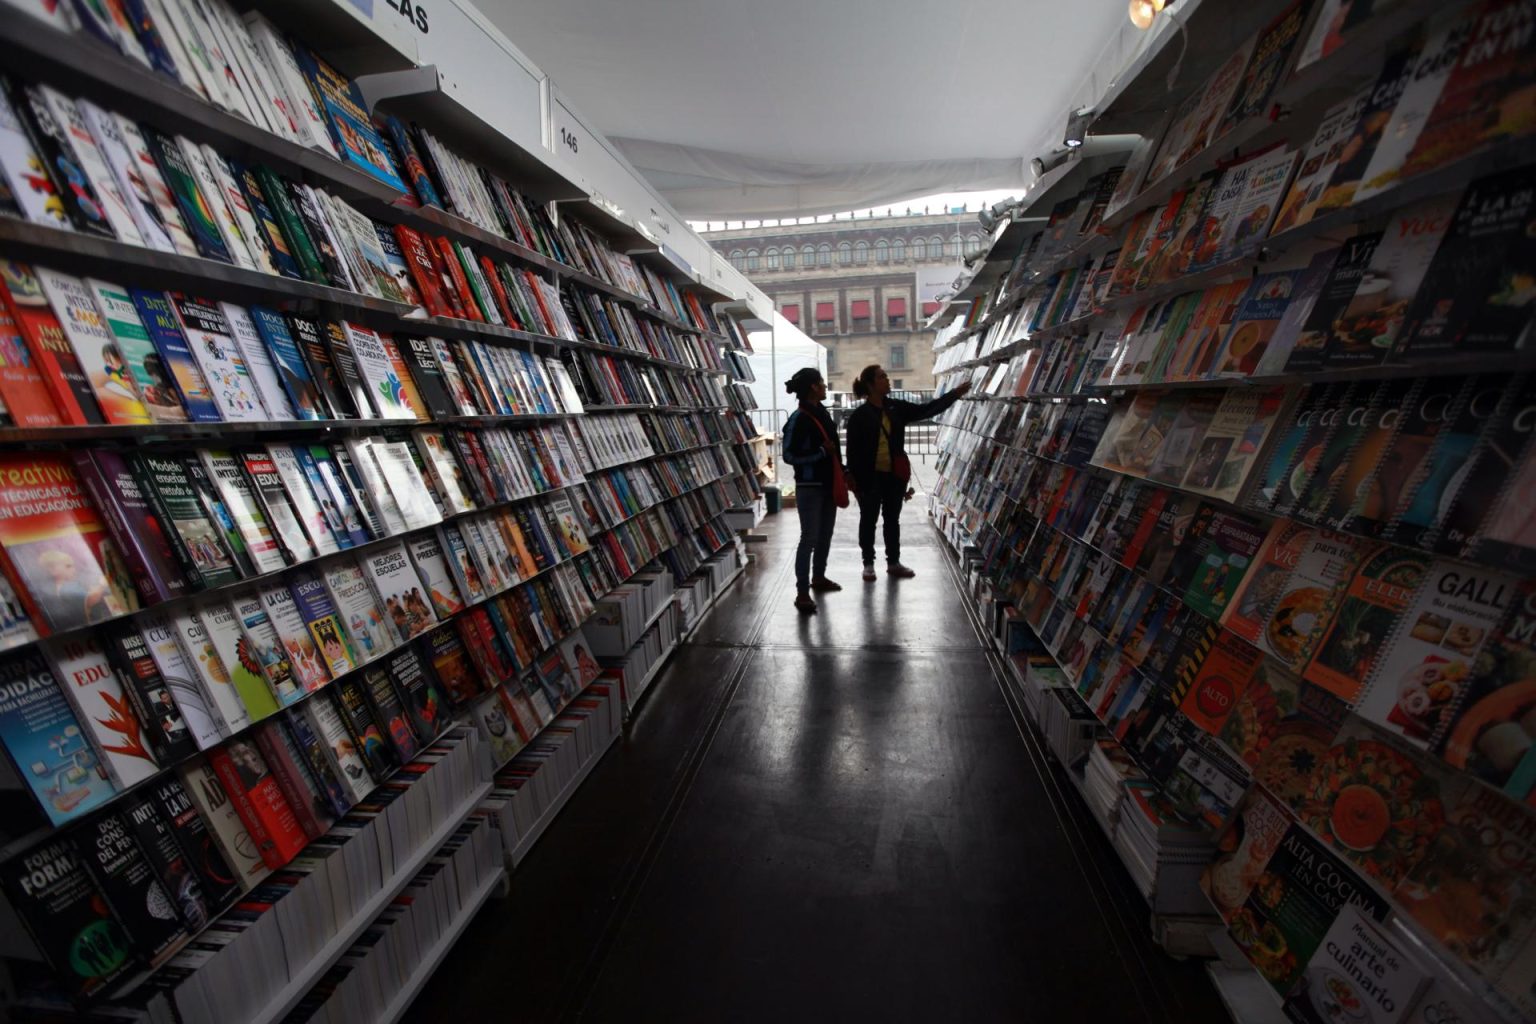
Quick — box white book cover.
[183,0,262,127]
[177,137,255,270]
[204,150,275,276]
[45,635,159,788]
[543,356,585,414]
[412,430,476,514]
[316,189,372,294]
[0,84,69,228]
[265,444,341,556]
[153,0,230,110]
[322,559,392,662]
[243,12,336,155]
[436,522,486,604]
[207,0,297,140]
[168,606,251,734]
[335,199,401,303]
[406,534,465,618]
[371,439,442,528]
[342,438,409,535]
[471,688,522,767]
[1356,560,1521,751]
[230,590,300,706]
[176,760,266,889]
[112,113,198,257]
[34,266,153,425]
[300,694,373,803]
[77,100,177,254]
[142,616,224,749]
[1285,904,1430,1024]
[218,302,290,418]
[38,86,143,246]
[257,582,328,693]
[139,0,206,101]
[197,598,279,722]
[195,0,274,132]
[6,0,76,30]
[169,294,265,420]
[360,541,434,643]
[341,322,412,419]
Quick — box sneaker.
[887,563,916,579]
[794,593,817,614]
[862,564,877,582]
[811,577,842,592]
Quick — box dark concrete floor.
[409,497,1231,1023]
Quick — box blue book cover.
[249,307,324,420]
[292,47,407,194]
[292,446,358,550]
[119,0,180,81]
[128,289,222,422]
[306,445,372,549]
[232,163,303,281]
[279,706,353,817]
[287,569,357,679]
[0,649,117,826]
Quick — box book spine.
[128,453,206,590]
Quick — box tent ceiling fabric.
[479,0,1130,218]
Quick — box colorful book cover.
[1283,904,1431,1024]
[229,590,300,707]
[0,79,70,230]
[126,289,219,422]
[169,605,251,736]
[0,837,137,998]
[102,623,195,765]
[423,624,482,705]
[175,760,266,890]
[180,139,253,270]
[1388,376,1506,548]
[84,279,187,423]
[1256,528,1366,672]
[1317,43,1422,214]
[1180,628,1266,735]
[206,737,306,869]
[140,616,220,750]
[0,261,103,425]
[112,113,197,257]
[120,784,213,933]
[74,812,187,970]
[151,773,244,911]
[1291,718,1463,888]
[219,302,291,420]
[341,322,413,419]
[287,570,356,679]
[1172,509,1270,622]
[341,438,407,536]
[1272,91,1369,235]
[1305,546,1431,702]
[333,678,393,776]
[34,267,151,425]
[196,450,284,574]
[1216,0,1308,135]
[45,635,158,788]
[1292,382,1389,523]
[193,599,278,725]
[168,295,262,421]
[264,445,339,557]
[133,452,239,591]
[1285,233,1386,375]
[234,162,302,280]
[386,646,446,741]
[142,125,230,263]
[1229,820,1391,994]
[406,534,465,618]
[0,648,117,826]
[362,541,434,643]
[1320,379,1421,532]
[1356,559,1520,750]
[362,666,419,762]
[370,439,441,529]
[304,445,370,549]
[70,448,189,606]
[322,560,391,662]
[18,83,116,239]
[258,582,328,694]
[292,46,406,193]
[1201,784,1292,922]
[78,99,176,254]
[248,306,323,420]
[251,719,331,841]
[1398,166,1536,358]
[0,302,63,428]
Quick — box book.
[1272,91,1369,235]
[180,139,253,269]
[206,737,306,869]
[406,534,465,618]
[341,322,414,419]
[0,79,71,230]
[45,635,158,788]
[1216,0,1309,135]
[0,837,137,998]
[143,127,228,261]
[1282,903,1430,1024]
[197,449,284,574]
[132,452,239,591]
[322,560,390,663]
[387,646,446,740]
[256,582,328,694]
[70,448,189,606]
[1356,559,1520,751]
[198,598,278,723]
[1389,377,1507,549]
[1305,546,1431,703]
[290,446,356,550]
[361,541,434,644]
[287,569,356,679]
[1172,508,1271,622]
[423,624,482,705]
[0,261,104,425]
[370,438,441,529]
[176,759,266,890]
[0,300,63,428]
[248,306,324,420]
[1256,528,1365,672]
[0,647,116,825]
[168,295,263,421]
[37,85,142,243]
[361,666,418,762]
[140,616,221,750]
[77,100,179,255]
[333,677,392,777]
[1285,232,1386,375]
[150,773,243,911]
[1318,43,1423,214]
[229,590,299,707]
[84,279,187,424]
[102,622,196,765]
[293,46,406,192]
[1398,166,1536,358]
[127,289,220,422]
[263,444,339,557]
[74,811,188,967]
[34,267,151,425]
[120,789,213,934]
[219,303,292,419]
[235,449,312,565]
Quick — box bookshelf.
[0,0,765,1016]
[931,0,1536,1020]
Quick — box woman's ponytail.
[853,364,881,399]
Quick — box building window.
[921,300,941,317]
[817,244,831,267]
[910,238,925,260]
[850,299,871,329]
[949,234,963,258]
[826,349,837,374]
[854,241,869,265]
[803,244,816,266]
[893,378,903,389]
[815,301,835,332]
[782,248,795,269]
[781,303,800,325]
[837,242,852,266]
[746,248,760,271]
[874,239,889,263]
[765,247,780,270]
[730,249,745,269]
[892,238,906,262]
[967,232,983,255]
[929,236,944,259]
[886,296,907,328]
[890,344,907,369]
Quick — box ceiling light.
[1063,107,1095,149]
[1030,148,1072,179]
[1129,0,1165,29]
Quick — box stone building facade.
[701,211,984,391]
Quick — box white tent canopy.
[745,312,827,438]
[479,0,1147,218]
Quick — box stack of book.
[1113,782,1214,916]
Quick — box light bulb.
[1128,0,1164,29]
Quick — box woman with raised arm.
[781,367,846,614]
[845,365,970,581]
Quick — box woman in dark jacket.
[781,367,844,613]
[845,365,970,580]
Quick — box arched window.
[949,234,963,258]
[967,232,982,251]
[730,249,745,270]
[836,242,852,265]
[817,244,832,267]
[765,247,780,270]
[892,238,906,262]
[910,238,926,260]
[781,247,796,269]
[803,244,816,266]
[874,239,889,263]
[854,241,869,265]
[929,236,944,259]
[746,248,760,271]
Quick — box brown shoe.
[810,577,842,592]
[887,563,916,578]
[794,593,817,613]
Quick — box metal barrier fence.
[760,392,941,457]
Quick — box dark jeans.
[856,471,905,565]
[795,483,836,590]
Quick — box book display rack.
[0,0,763,1016]
[930,1,1536,1021]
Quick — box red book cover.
[479,255,518,328]
[522,269,559,335]
[0,305,62,426]
[1118,489,1170,571]
[391,225,454,318]
[206,737,308,868]
[0,262,102,424]
[433,237,482,322]
[252,720,330,841]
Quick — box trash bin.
[764,486,782,515]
